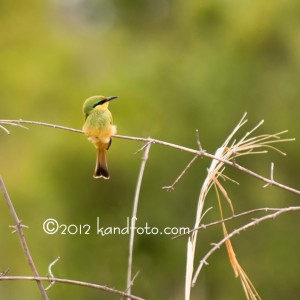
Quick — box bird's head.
[83,95,118,117]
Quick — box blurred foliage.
[1,0,300,299]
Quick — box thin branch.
[48,256,60,278]
[0,268,9,276]
[0,119,82,134]
[0,176,49,300]
[1,119,298,196]
[229,161,300,195]
[124,270,140,294]
[173,207,285,239]
[0,276,144,300]
[162,155,198,191]
[191,206,300,286]
[45,256,60,290]
[0,121,29,133]
[0,124,11,134]
[126,142,151,299]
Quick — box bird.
[82,95,118,179]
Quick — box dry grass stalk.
[185,113,292,300]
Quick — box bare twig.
[0,276,144,300]
[229,161,300,194]
[0,121,29,134]
[0,268,9,276]
[162,155,198,191]
[45,257,60,290]
[0,124,11,134]
[126,142,151,299]
[0,176,49,300]
[124,270,140,294]
[0,119,82,134]
[192,205,300,286]
[0,119,298,195]
[173,207,285,239]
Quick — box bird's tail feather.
[93,149,109,179]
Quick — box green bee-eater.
[82,95,118,179]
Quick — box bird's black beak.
[106,96,118,102]
[94,96,118,108]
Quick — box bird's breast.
[83,124,117,145]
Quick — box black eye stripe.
[93,99,107,108]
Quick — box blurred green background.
[1,0,300,299]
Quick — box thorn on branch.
[162,185,174,192]
[0,268,10,277]
[200,259,209,266]
[230,149,238,166]
[9,222,29,233]
[195,129,203,151]
[210,243,221,249]
[263,162,274,188]
[135,140,153,154]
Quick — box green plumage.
[82,95,117,179]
